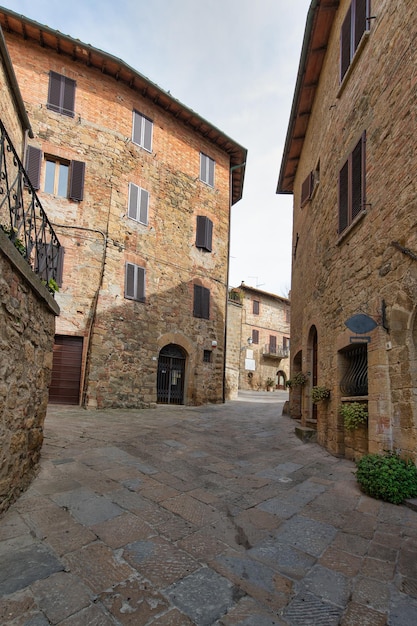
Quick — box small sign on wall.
[245,358,255,371]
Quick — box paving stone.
[0,510,29,541]
[31,571,91,623]
[99,576,169,625]
[162,493,219,526]
[258,481,327,519]
[340,602,387,626]
[273,515,337,558]
[163,567,236,626]
[351,576,390,613]
[52,487,124,525]
[150,608,195,625]
[332,531,370,556]
[299,564,351,608]
[92,512,154,548]
[283,591,343,625]
[218,595,286,625]
[0,588,38,624]
[388,590,417,626]
[63,542,135,594]
[360,556,396,581]
[319,546,362,577]
[178,528,229,561]
[58,603,116,625]
[399,576,417,598]
[397,548,417,578]
[123,537,199,585]
[0,541,63,596]
[249,539,316,580]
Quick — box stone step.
[295,425,317,443]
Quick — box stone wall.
[288,0,417,459]
[0,231,59,514]
[225,299,243,400]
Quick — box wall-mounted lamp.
[247,337,253,345]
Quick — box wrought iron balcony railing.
[0,119,61,293]
[262,344,289,358]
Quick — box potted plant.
[265,377,275,391]
[340,402,368,431]
[311,386,331,403]
[286,372,307,388]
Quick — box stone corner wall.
[0,232,59,515]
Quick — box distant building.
[226,283,290,399]
[277,0,417,460]
[0,7,246,408]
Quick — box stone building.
[0,8,246,408]
[277,0,417,460]
[0,25,60,512]
[225,283,290,399]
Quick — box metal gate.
[157,344,186,404]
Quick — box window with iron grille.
[132,111,153,151]
[36,244,65,287]
[193,284,210,319]
[125,262,145,302]
[340,0,370,81]
[340,343,368,396]
[203,350,212,363]
[339,132,366,234]
[200,153,215,187]
[196,216,213,252]
[128,183,149,225]
[47,71,76,117]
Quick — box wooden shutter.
[354,0,367,49]
[143,117,152,151]
[338,161,349,233]
[139,189,149,224]
[351,136,363,219]
[253,299,260,315]
[69,160,85,201]
[25,145,42,190]
[340,6,352,80]
[132,111,152,151]
[62,76,76,117]
[128,183,139,220]
[269,335,277,353]
[47,71,62,113]
[252,329,259,344]
[128,183,149,224]
[193,284,210,319]
[55,246,65,286]
[207,157,215,186]
[200,154,215,186]
[301,171,314,207]
[196,216,213,251]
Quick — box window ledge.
[337,31,370,99]
[337,209,367,245]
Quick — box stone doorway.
[157,344,186,404]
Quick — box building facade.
[278,0,417,460]
[225,283,290,398]
[0,8,246,409]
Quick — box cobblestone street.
[1,393,417,625]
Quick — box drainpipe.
[223,161,246,403]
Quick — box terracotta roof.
[237,282,290,304]
[0,7,247,204]
[277,0,339,194]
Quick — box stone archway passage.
[157,344,186,404]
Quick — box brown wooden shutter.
[270,335,277,353]
[47,71,62,113]
[354,0,367,49]
[139,189,149,224]
[25,145,42,190]
[339,161,349,233]
[196,216,213,251]
[69,160,85,201]
[128,183,138,219]
[301,171,314,207]
[125,263,135,298]
[253,299,260,315]
[252,329,259,344]
[193,284,210,319]
[351,136,363,219]
[340,6,352,80]
[62,76,76,117]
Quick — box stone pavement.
[1,392,417,625]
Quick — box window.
[203,350,212,363]
[269,335,277,354]
[44,157,85,201]
[340,344,368,396]
[47,71,76,117]
[283,336,290,351]
[340,0,370,81]
[128,183,149,225]
[196,216,213,252]
[193,284,210,319]
[253,299,260,315]
[339,133,366,234]
[252,329,259,344]
[200,153,215,187]
[132,111,153,151]
[125,262,145,302]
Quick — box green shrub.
[356,452,417,504]
[341,402,368,430]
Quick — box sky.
[2,0,311,297]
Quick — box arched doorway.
[157,344,186,404]
[277,370,286,389]
[308,326,318,421]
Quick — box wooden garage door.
[49,335,83,405]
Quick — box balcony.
[0,119,60,293]
[262,344,289,359]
